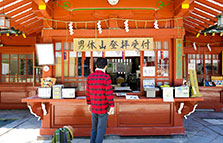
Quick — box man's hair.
[96,58,107,68]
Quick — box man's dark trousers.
[90,113,108,143]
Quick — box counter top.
[22,96,203,103]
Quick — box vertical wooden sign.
[189,69,202,97]
[176,39,183,79]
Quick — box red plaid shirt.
[86,70,114,114]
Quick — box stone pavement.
[0,109,223,143]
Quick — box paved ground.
[0,109,223,143]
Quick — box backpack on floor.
[52,127,72,143]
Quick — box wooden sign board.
[74,38,153,51]
[189,69,202,97]
[176,39,183,79]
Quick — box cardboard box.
[38,88,51,98]
[62,88,75,98]
[175,86,189,98]
[53,85,64,99]
[144,88,159,98]
[162,87,174,102]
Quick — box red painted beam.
[196,0,223,12]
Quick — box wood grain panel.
[119,103,171,126]
[54,117,91,126]
[1,92,27,103]
[199,91,220,102]
[53,104,91,126]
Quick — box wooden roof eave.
[193,10,217,23]
[174,0,195,17]
[0,0,31,14]
[0,0,16,8]
[26,26,43,35]
[12,10,33,21]
[6,3,32,17]
[23,20,43,32]
[213,0,223,5]
[184,20,205,30]
[184,24,201,33]
[190,12,215,26]
[185,17,209,28]
[194,3,220,17]
[32,0,52,19]
[196,0,223,12]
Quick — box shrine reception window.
[55,42,91,91]
[187,54,220,85]
[143,40,172,86]
[1,54,41,83]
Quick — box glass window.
[10,55,17,75]
[144,51,155,67]
[1,54,37,83]
[78,52,82,77]
[157,51,169,77]
[84,57,91,77]
[55,42,62,51]
[163,41,169,49]
[156,41,162,49]
[64,42,69,51]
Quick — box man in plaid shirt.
[86,58,114,143]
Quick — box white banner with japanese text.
[74,38,153,51]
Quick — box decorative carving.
[55,0,172,12]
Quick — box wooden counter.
[22,96,203,136]
[0,86,38,109]
[198,86,223,112]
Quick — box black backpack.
[52,127,72,143]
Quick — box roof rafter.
[186,17,209,28]
[0,0,31,14]
[32,0,51,19]
[185,28,197,35]
[27,25,43,35]
[174,0,194,17]
[184,20,204,30]
[213,0,223,5]
[193,10,217,22]
[196,0,223,12]
[194,3,220,16]
[13,10,33,21]
[23,20,43,32]
[190,12,215,25]
[184,24,200,33]
[15,13,36,24]
[0,0,17,8]
[6,3,32,16]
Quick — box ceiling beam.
[193,10,217,22]
[213,0,223,5]
[196,0,223,12]
[27,26,43,35]
[0,0,31,14]
[184,20,204,30]
[185,17,209,28]
[185,28,197,35]
[6,3,32,17]
[20,18,39,26]
[13,11,33,21]
[23,20,43,31]
[184,24,201,33]
[0,0,17,8]
[190,12,215,25]
[32,0,51,19]
[174,0,194,17]
[194,3,220,16]
[15,13,36,23]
